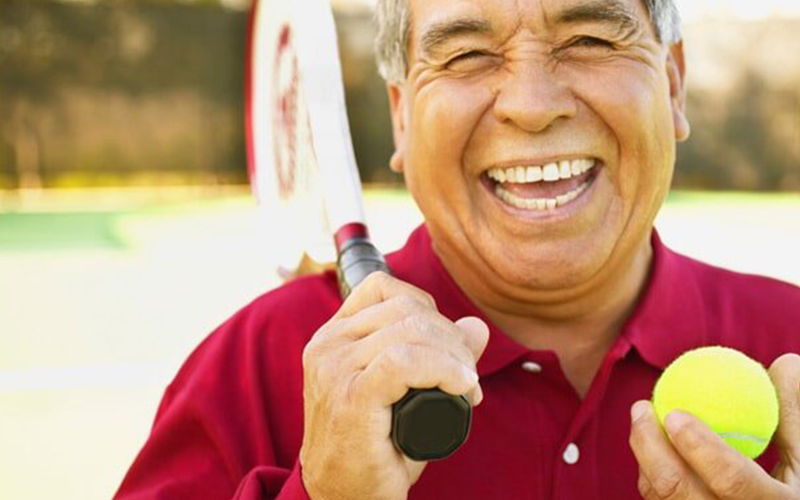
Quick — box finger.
[454,316,490,362]
[664,410,789,499]
[332,293,434,342]
[348,316,489,375]
[444,317,488,406]
[335,272,436,319]
[637,469,653,499]
[768,354,800,465]
[349,314,476,373]
[629,400,714,499]
[351,343,480,407]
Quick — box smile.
[485,158,599,211]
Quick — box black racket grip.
[337,237,472,461]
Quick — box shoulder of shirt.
[666,247,800,354]
[672,249,799,309]
[162,271,341,395]
[245,270,342,323]
[220,270,342,347]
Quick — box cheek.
[409,80,496,182]
[570,61,675,198]
[404,79,496,235]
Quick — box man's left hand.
[629,353,800,499]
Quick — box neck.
[434,234,654,397]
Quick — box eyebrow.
[418,18,493,59]
[417,0,642,60]
[555,0,641,33]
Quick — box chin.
[484,244,608,292]
[497,261,597,291]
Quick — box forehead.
[407,0,651,41]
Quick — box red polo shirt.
[114,225,800,500]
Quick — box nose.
[493,63,578,133]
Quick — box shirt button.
[563,443,580,465]
[521,361,542,373]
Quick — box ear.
[667,41,690,143]
[387,82,408,173]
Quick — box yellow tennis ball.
[652,346,780,459]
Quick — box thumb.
[768,354,800,467]
[455,316,490,363]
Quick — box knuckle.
[354,271,390,298]
[451,322,470,346]
[418,289,436,308]
[395,293,426,313]
[451,338,475,366]
[302,347,324,379]
[365,270,392,290]
[400,313,429,336]
[650,469,689,499]
[708,463,749,498]
[314,357,336,382]
[382,343,413,371]
[302,331,339,381]
[637,475,653,498]
[341,371,361,405]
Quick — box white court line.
[0,362,175,394]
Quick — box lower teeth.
[495,181,589,211]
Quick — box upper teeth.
[487,158,596,183]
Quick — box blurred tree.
[676,70,800,191]
[0,0,247,188]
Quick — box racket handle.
[336,235,472,461]
[336,236,391,298]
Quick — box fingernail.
[631,400,648,423]
[664,410,690,436]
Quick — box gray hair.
[375,0,682,83]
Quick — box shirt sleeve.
[232,462,312,500]
[112,290,315,500]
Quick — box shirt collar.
[388,225,711,377]
[620,230,712,369]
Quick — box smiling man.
[114,0,800,499]
[382,0,687,399]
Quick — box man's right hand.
[299,272,490,500]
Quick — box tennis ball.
[652,346,780,459]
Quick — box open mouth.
[482,158,601,212]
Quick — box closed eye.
[444,50,499,72]
[448,51,489,64]
[569,36,615,49]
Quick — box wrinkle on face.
[408,0,663,93]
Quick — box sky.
[332,0,800,21]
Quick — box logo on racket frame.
[273,24,299,199]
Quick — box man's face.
[388,0,690,295]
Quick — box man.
[114,0,800,498]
